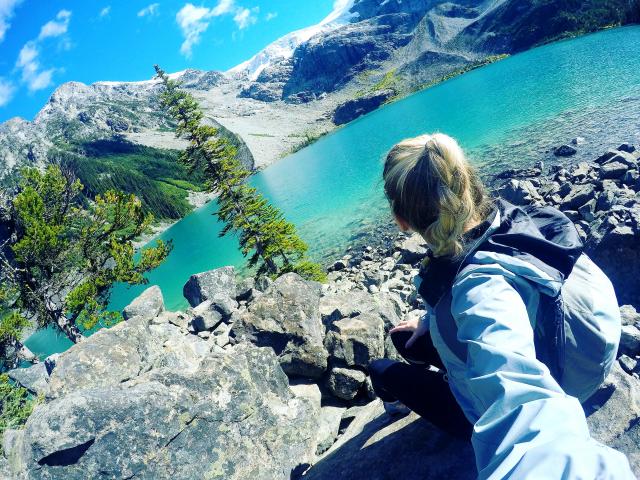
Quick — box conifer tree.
[0,165,171,361]
[154,65,325,281]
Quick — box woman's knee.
[368,358,397,380]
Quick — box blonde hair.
[383,133,491,258]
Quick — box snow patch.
[228,0,358,81]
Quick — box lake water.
[26,26,640,358]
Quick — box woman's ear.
[394,214,412,232]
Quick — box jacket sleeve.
[450,268,635,480]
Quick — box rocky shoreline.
[3,144,640,479]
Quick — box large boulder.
[7,362,49,396]
[4,321,318,479]
[230,273,329,378]
[586,363,640,473]
[182,266,236,308]
[122,285,164,321]
[324,313,385,368]
[303,400,476,479]
[319,290,401,329]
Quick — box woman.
[368,133,635,479]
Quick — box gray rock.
[620,325,640,357]
[621,305,640,327]
[316,405,346,455]
[183,266,236,308]
[586,363,640,473]
[325,313,385,368]
[554,144,577,157]
[254,276,273,292]
[619,355,638,375]
[235,277,255,302]
[326,367,367,401]
[304,400,476,480]
[320,290,400,329]
[333,90,394,125]
[7,362,49,396]
[498,179,543,205]
[289,381,322,412]
[588,225,640,307]
[5,343,318,480]
[561,183,596,210]
[618,144,637,154]
[190,301,224,332]
[122,285,164,321]
[396,233,428,264]
[230,273,328,378]
[600,161,629,179]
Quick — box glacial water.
[26,26,640,357]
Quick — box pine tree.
[154,65,326,281]
[0,165,171,362]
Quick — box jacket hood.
[417,198,584,306]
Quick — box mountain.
[1,0,638,219]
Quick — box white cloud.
[233,6,258,30]
[16,42,55,91]
[212,0,234,16]
[15,10,72,92]
[265,12,277,21]
[0,0,23,43]
[38,9,71,40]
[0,78,15,107]
[175,1,259,56]
[176,4,213,57]
[137,3,159,17]
[99,6,111,18]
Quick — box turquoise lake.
[26,26,640,357]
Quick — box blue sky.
[0,0,337,122]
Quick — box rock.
[182,266,236,308]
[316,405,346,455]
[333,90,394,125]
[7,362,49,396]
[254,276,273,292]
[554,144,577,157]
[619,355,638,375]
[561,183,596,210]
[498,179,543,205]
[620,305,640,327]
[209,294,239,321]
[586,363,640,473]
[578,199,596,222]
[571,137,586,145]
[230,273,328,379]
[325,313,385,368]
[122,285,165,321]
[329,259,348,271]
[588,225,640,307]
[600,161,629,179]
[303,400,476,480]
[235,277,255,301]
[5,343,319,480]
[290,381,322,412]
[189,301,224,332]
[319,290,400,329]
[620,325,640,357]
[619,143,637,154]
[396,233,427,264]
[326,367,367,401]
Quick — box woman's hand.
[390,314,429,349]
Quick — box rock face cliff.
[3,145,640,479]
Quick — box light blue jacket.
[418,202,635,479]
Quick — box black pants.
[368,330,472,439]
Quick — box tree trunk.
[56,316,84,344]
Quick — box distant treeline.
[57,138,206,220]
